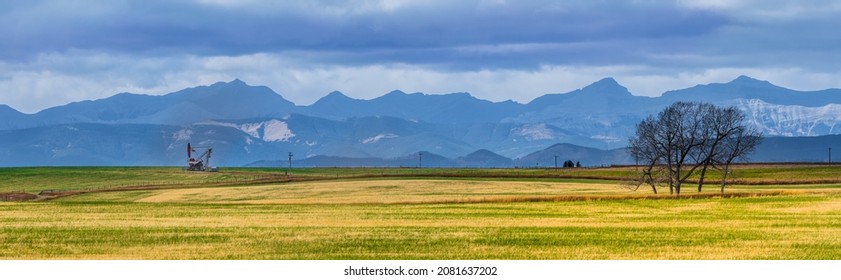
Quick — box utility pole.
[418,152,423,168]
[287,152,293,176]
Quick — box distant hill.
[248,151,457,168]
[455,149,514,168]
[515,143,632,167]
[0,123,185,166]
[750,135,841,163]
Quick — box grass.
[1,165,840,259]
[4,164,840,195]
[60,179,626,204]
[57,178,841,205]
[0,167,280,193]
[2,193,839,259]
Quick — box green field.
[1,166,840,259]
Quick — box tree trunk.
[647,173,657,194]
[675,181,681,196]
[643,163,657,194]
[697,160,709,192]
[720,166,730,194]
[669,178,674,195]
[642,170,657,194]
[673,164,681,196]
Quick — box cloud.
[677,0,841,20]
[4,51,841,114]
[1,1,839,113]
[1,1,728,63]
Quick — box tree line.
[628,101,762,195]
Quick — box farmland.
[1,165,840,259]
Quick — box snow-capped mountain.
[735,99,841,136]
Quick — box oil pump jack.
[186,143,218,172]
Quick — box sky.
[2,0,841,113]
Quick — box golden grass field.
[1,167,840,259]
[88,179,624,204]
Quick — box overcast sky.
[2,0,840,113]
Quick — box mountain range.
[1,76,839,167]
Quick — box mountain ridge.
[661,76,841,106]
[5,75,841,116]
[2,76,840,166]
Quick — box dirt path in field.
[0,192,38,201]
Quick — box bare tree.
[695,106,744,192]
[652,102,710,195]
[713,126,762,193]
[672,102,714,195]
[628,116,662,194]
[628,102,762,195]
